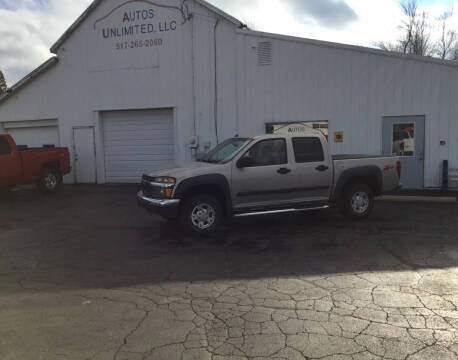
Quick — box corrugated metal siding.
[235,31,458,188]
[6,126,59,148]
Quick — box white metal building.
[0,0,457,189]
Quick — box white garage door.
[103,109,174,183]
[6,126,59,148]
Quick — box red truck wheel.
[39,168,61,193]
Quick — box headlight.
[142,176,176,199]
[154,177,175,198]
[153,177,176,185]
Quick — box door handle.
[277,168,291,175]
[315,165,329,172]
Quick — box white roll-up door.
[4,120,59,148]
[102,109,174,183]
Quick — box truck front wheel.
[39,167,61,193]
[180,194,222,236]
[340,183,374,220]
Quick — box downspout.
[191,17,197,138]
[213,18,220,144]
[182,0,195,139]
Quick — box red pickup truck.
[0,134,70,193]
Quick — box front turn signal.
[165,188,174,198]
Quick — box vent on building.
[257,41,272,66]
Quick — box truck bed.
[18,147,71,184]
[0,134,71,188]
[332,154,400,194]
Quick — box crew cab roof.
[251,133,324,140]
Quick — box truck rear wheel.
[340,183,374,220]
[39,167,61,193]
[180,194,222,236]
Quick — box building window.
[0,137,11,155]
[392,123,415,157]
[292,137,324,163]
[266,121,329,140]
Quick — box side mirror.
[237,156,254,169]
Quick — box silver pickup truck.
[137,133,401,235]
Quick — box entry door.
[73,127,96,184]
[382,116,425,189]
[232,138,296,210]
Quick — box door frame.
[382,115,426,189]
[72,126,97,184]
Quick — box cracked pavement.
[1,185,458,360]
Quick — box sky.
[0,0,457,85]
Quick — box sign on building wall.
[88,0,189,72]
[267,121,329,140]
[334,131,344,143]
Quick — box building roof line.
[51,0,102,53]
[50,0,243,54]
[238,29,458,69]
[192,0,242,26]
[0,57,59,105]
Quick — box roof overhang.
[193,0,243,27]
[238,28,458,69]
[0,57,59,105]
[50,0,243,54]
[51,0,103,54]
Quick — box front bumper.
[137,191,180,219]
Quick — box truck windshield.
[199,138,252,164]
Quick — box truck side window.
[242,139,287,167]
[0,137,11,156]
[292,137,324,163]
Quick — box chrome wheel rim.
[191,203,216,230]
[45,173,57,189]
[351,191,370,214]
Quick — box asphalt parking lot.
[1,185,458,360]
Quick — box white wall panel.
[235,30,458,188]
[6,124,59,148]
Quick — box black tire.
[339,183,374,220]
[39,167,61,193]
[180,194,222,236]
